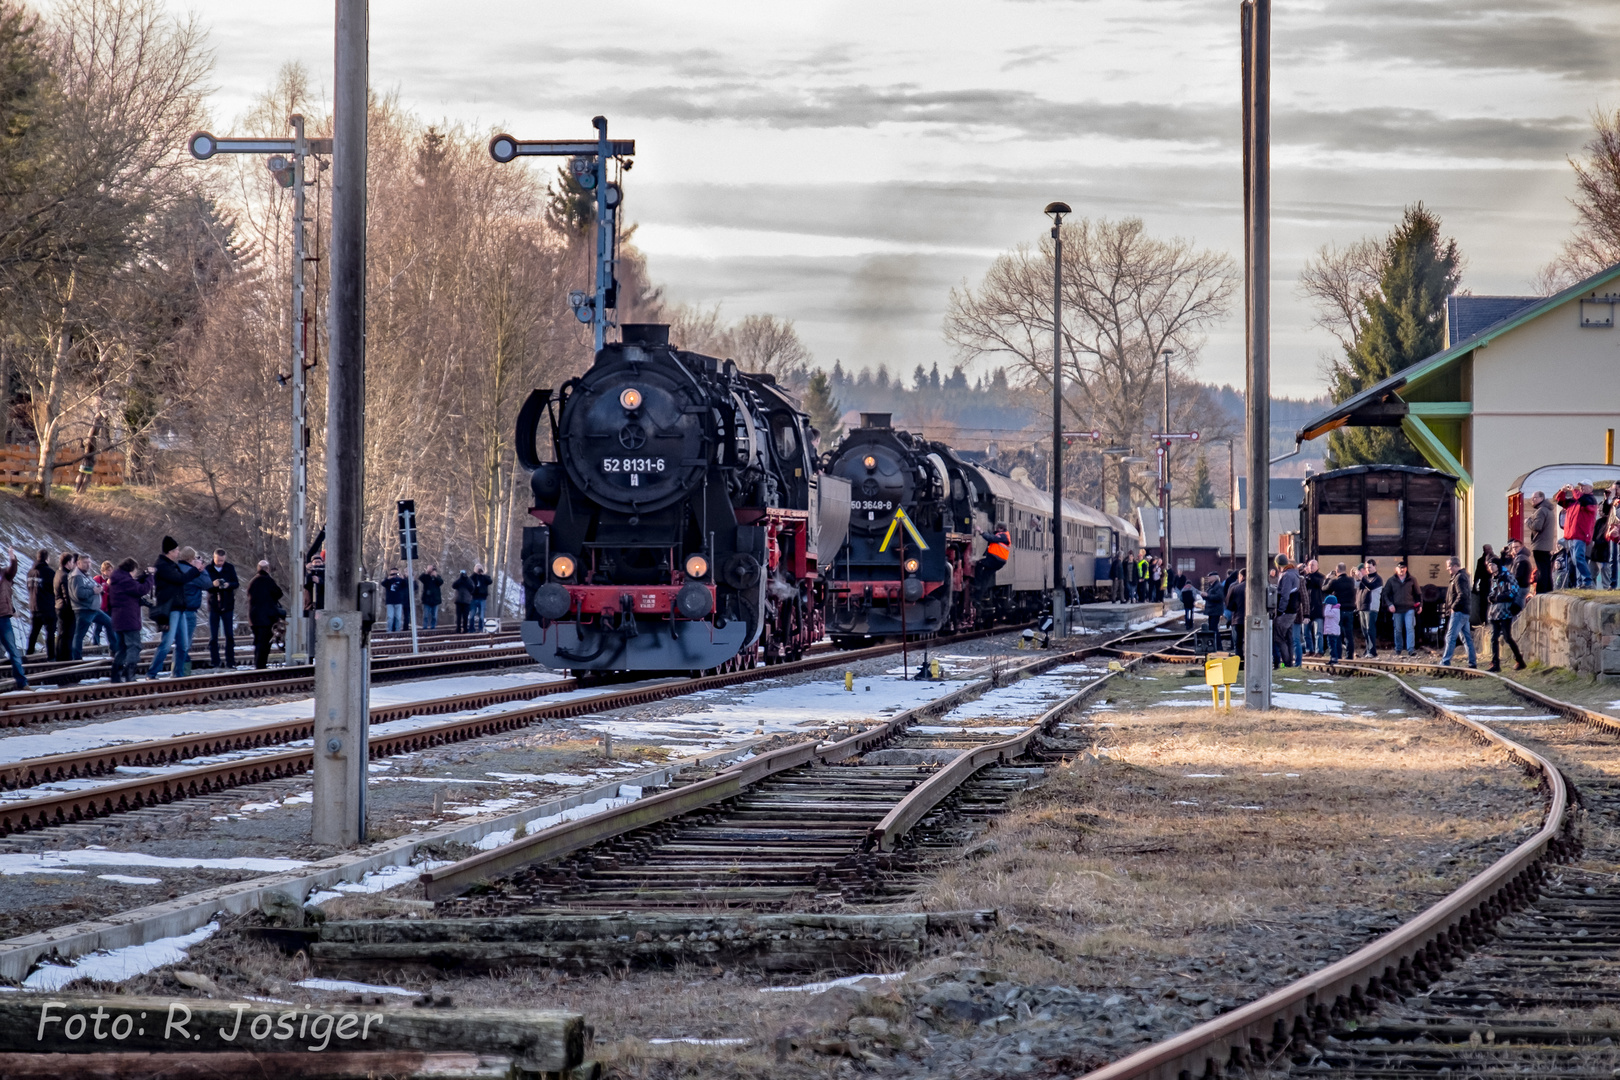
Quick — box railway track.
[14,626,519,683]
[422,628,1187,907]
[0,636,533,728]
[0,622,1134,838]
[1078,658,1602,1080]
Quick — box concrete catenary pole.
[1242,0,1272,710]
[313,0,372,845]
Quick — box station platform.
[1066,601,1166,632]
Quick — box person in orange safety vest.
[976,524,1011,597]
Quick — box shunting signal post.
[489,119,635,353]
[189,121,331,663]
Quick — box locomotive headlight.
[550,554,577,580]
[863,455,877,470]
[619,387,643,410]
[904,558,920,574]
[684,554,709,579]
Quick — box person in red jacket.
[1557,480,1599,588]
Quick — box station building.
[1294,262,1620,562]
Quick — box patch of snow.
[0,850,305,875]
[23,921,217,991]
[295,978,416,997]
[759,972,905,994]
[96,874,161,885]
[1272,692,1345,713]
[1418,686,1464,698]
[472,789,647,851]
[484,771,599,786]
[304,858,454,907]
[648,1037,750,1046]
[1184,773,1225,778]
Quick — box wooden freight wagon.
[1299,465,1459,596]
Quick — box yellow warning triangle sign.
[879,507,929,552]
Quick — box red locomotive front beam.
[559,584,714,617]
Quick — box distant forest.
[781,360,1328,507]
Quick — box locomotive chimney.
[621,323,670,346]
[860,413,891,429]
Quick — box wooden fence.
[0,443,125,488]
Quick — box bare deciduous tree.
[1539,107,1620,292]
[945,216,1237,512]
[0,0,212,500]
[1298,237,1383,353]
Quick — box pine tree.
[1191,452,1215,507]
[1326,204,1462,468]
[803,368,843,449]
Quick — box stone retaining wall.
[1503,592,1620,676]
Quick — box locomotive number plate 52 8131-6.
[602,457,667,474]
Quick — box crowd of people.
[1097,479,1620,675]
[374,564,494,633]
[14,538,281,683]
[1107,549,1171,604]
[0,538,505,689]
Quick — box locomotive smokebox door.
[521,526,550,620]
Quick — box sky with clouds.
[155,0,1620,395]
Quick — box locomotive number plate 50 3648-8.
[602,457,667,474]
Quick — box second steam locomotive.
[822,413,1136,645]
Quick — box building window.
[1177,557,1197,574]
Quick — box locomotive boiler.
[515,324,849,673]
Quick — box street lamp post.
[1044,201,1071,635]
[1161,348,1173,590]
[189,121,332,664]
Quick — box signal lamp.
[550,554,577,579]
[619,387,643,410]
[904,558,920,574]
[685,554,709,579]
[863,455,877,470]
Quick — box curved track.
[1080,659,1591,1080]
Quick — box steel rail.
[0,623,1105,836]
[18,628,522,683]
[1307,653,1620,737]
[419,628,1170,900]
[867,634,1190,852]
[0,642,533,728]
[1079,665,1574,1080]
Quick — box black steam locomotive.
[515,324,849,673]
[823,413,976,643]
[822,414,1136,644]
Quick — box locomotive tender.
[515,324,849,674]
[823,413,1138,643]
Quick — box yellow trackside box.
[1205,653,1239,708]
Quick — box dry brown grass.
[914,703,1542,990]
[166,693,1546,1079]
